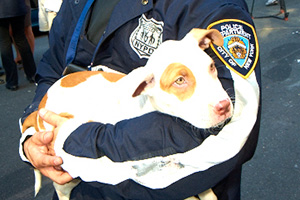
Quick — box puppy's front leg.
[198,188,217,200]
[184,188,217,200]
[53,179,81,200]
[185,196,200,200]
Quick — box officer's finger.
[38,154,63,168]
[29,131,53,146]
[25,142,63,168]
[40,167,73,185]
[52,171,74,185]
[39,108,64,127]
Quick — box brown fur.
[22,111,39,133]
[60,71,125,88]
[60,71,101,88]
[160,63,196,101]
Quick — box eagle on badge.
[227,37,247,59]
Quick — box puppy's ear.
[189,28,224,50]
[132,74,155,97]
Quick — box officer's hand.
[23,109,73,185]
[38,108,69,154]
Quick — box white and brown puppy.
[22,28,232,200]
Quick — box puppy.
[22,28,231,200]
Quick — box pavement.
[0,0,299,199]
[241,0,300,199]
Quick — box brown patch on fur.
[37,94,48,131]
[22,93,49,133]
[60,71,102,87]
[101,72,126,82]
[22,111,39,133]
[38,93,48,110]
[60,71,125,87]
[59,112,74,119]
[160,63,196,101]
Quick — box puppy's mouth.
[207,117,232,135]
[215,111,233,125]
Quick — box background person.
[0,0,36,90]
[10,0,35,65]
[38,0,62,33]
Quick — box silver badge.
[130,14,164,59]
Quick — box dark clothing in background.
[0,0,36,88]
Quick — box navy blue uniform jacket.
[20,0,261,199]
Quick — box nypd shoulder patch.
[208,19,259,79]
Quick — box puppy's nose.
[214,99,231,115]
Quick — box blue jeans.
[0,15,36,87]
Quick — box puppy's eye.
[175,76,185,85]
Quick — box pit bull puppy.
[21,28,232,200]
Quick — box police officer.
[20,0,261,199]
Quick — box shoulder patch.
[208,19,259,78]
